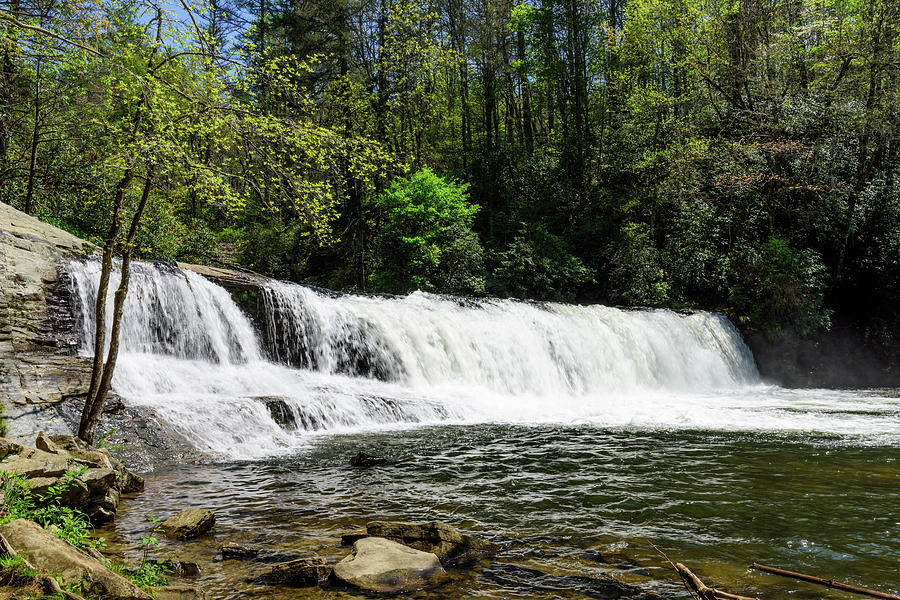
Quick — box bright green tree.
[372,168,485,295]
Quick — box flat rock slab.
[161,509,216,539]
[259,556,329,586]
[0,519,150,600]
[332,537,448,593]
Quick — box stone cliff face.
[0,202,97,436]
[0,203,197,468]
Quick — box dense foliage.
[1,0,898,354]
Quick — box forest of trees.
[1,0,898,359]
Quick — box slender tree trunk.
[79,164,153,444]
[78,107,143,443]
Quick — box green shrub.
[371,168,486,295]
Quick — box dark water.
[99,425,900,599]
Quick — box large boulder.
[0,519,151,600]
[160,508,216,540]
[332,537,448,593]
[258,556,329,586]
[366,520,499,566]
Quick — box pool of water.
[98,423,900,599]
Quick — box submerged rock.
[349,452,387,467]
[258,556,329,586]
[0,519,151,600]
[367,520,499,566]
[161,509,216,540]
[332,537,448,593]
[254,396,297,429]
[173,561,203,577]
[152,585,208,600]
[221,541,260,560]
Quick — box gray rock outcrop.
[0,202,96,418]
[0,519,151,600]
[332,537,448,593]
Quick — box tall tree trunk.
[78,107,143,443]
[79,164,153,444]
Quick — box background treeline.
[1,0,899,375]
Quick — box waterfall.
[260,281,758,394]
[66,259,768,458]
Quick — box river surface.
[98,419,900,600]
[65,260,900,598]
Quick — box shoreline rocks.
[0,433,143,523]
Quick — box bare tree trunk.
[79,165,153,444]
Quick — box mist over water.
[66,260,900,458]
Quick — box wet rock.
[152,585,208,600]
[254,397,297,429]
[340,529,368,546]
[367,520,499,566]
[349,452,387,467]
[0,519,151,600]
[259,556,329,586]
[332,537,448,593]
[161,508,216,539]
[221,541,260,560]
[173,562,202,577]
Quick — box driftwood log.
[749,563,900,600]
[675,563,759,600]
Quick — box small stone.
[332,537,448,593]
[160,509,216,540]
[259,556,329,586]
[349,452,387,467]
[221,541,259,560]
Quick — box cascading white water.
[260,281,758,394]
[65,260,900,458]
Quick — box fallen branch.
[749,563,900,600]
[676,563,759,600]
